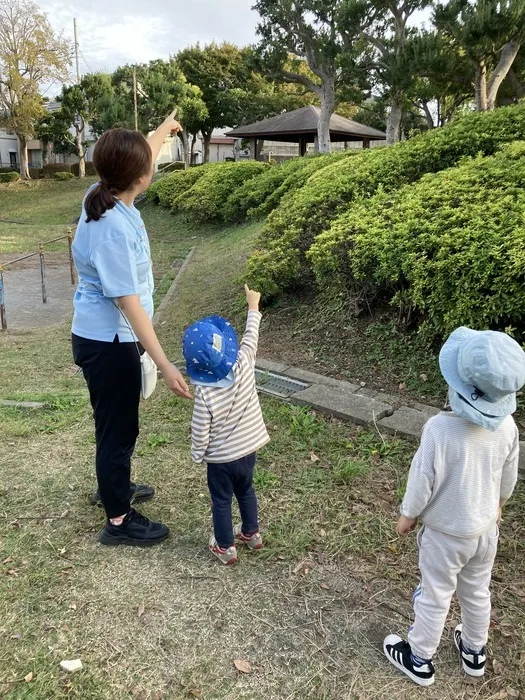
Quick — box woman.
[72,112,191,547]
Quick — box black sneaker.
[454,624,486,677]
[90,482,155,507]
[99,508,169,547]
[384,635,435,687]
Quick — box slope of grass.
[0,200,523,699]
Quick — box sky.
[39,0,260,88]
[39,0,433,95]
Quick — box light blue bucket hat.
[439,327,525,431]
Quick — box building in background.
[0,129,19,170]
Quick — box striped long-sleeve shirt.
[401,411,519,538]
[191,310,270,464]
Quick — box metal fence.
[0,229,76,331]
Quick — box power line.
[79,48,94,75]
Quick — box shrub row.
[308,142,525,338]
[54,171,75,181]
[176,161,270,223]
[146,164,215,208]
[0,171,19,183]
[222,155,331,223]
[71,162,97,177]
[245,103,525,298]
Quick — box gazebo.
[226,105,386,157]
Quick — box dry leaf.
[2,557,13,564]
[399,382,407,391]
[419,373,428,382]
[310,451,320,463]
[233,659,252,674]
[187,690,201,698]
[7,569,19,577]
[493,659,504,675]
[320,583,330,591]
[137,602,145,618]
[69,603,77,611]
[24,672,33,683]
[319,529,326,538]
[506,689,520,699]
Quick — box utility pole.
[73,18,81,83]
[73,18,85,178]
[133,66,139,131]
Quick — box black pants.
[207,453,259,548]
[72,333,141,519]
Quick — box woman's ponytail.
[84,181,116,223]
[83,128,153,223]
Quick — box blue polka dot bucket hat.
[183,315,239,387]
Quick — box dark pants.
[72,333,141,519]
[207,453,259,549]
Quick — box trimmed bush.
[245,103,525,297]
[71,162,97,177]
[157,161,186,174]
[176,161,270,223]
[29,168,43,179]
[223,154,352,223]
[0,167,16,174]
[54,171,75,180]
[310,142,525,339]
[0,171,20,183]
[146,165,214,207]
[43,163,72,177]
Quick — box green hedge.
[309,142,525,339]
[43,163,72,177]
[146,165,213,208]
[71,162,97,177]
[54,171,75,180]
[0,171,19,183]
[245,103,525,298]
[158,161,186,173]
[0,167,16,174]
[176,161,270,223]
[223,156,329,223]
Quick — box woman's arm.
[118,294,192,399]
[147,110,182,164]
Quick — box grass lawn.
[0,199,524,699]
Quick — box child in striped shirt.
[182,285,269,564]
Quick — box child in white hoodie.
[384,327,525,687]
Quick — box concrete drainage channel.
[254,358,525,475]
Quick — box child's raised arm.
[238,285,262,365]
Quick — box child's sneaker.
[383,635,435,687]
[234,524,263,550]
[208,536,238,565]
[454,624,486,677]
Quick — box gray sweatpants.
[408,523,499,660]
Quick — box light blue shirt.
[71,190,154,342]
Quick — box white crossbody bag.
[112,302,158,400]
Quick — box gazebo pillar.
[299,138,308,157]
[249,138,258,160]
[363,138,370,149]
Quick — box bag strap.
[110,299,142,361]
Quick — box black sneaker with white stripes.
[384,635,435,687]
[454,624,486,677]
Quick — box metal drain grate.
[255,369,310,398]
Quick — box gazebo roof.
[226,105,386,143]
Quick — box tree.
[252,1,363,153]
[95,60,189,135]
[34,111,74,165]
[177,43,251,161]
[177,85,209,168]
[408,31,472,127]
[435,0,525,111]
[342,0,431,144]
[0,0,70,178]
[56,73,113,176]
